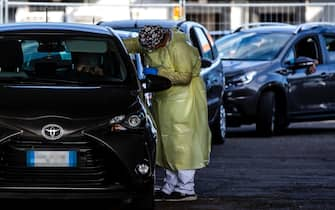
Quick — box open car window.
[0,36,127,84]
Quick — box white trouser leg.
[161,169,178,194]
[174,169,196,195]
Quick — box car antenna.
[92,16,95,24]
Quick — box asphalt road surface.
[7,121,335,210]
[155,121,335,209]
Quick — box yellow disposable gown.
[124,29,211,170]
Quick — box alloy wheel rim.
[219,105,226,138]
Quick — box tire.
[211,104,226,144]
[135,194,154,210]
[256,91,276,136]
[130,185,154,210]
[256,91,289,136]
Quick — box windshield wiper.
[0,78,79,85]
[31,78,86,84]
[0,77,41,84]
[0,77,116,85]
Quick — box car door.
[320,34,335,112]
[189,26,224,123]
[285,35,329,115]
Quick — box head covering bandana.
[139,25,167,50]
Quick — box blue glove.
[143,67,158,75]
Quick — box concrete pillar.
[230,0,248,30]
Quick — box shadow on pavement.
[226,123,335,138]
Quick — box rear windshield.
[216,32,292,61]
[0,36,128,84]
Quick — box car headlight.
[127,114,142,127]
[231,71,257,86]
[110,112,145,131]
[110,115,126,124]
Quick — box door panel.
[287,65,329,114]
[286,36,329,115]
[321,35,335,112]
[190,26,224,122]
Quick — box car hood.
[221,60,271,77]
[0,85,138,119]
[0,85,141,138]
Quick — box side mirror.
[201,58,212,68]
[285,56,315,70]
[142,74,172,93]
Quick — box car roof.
[0,22,113,36]
[99,19,182,29]
[237,25,297,34]
[233,23,335,35]
[98,19,205,33]
[293,22,335,34]
[113,29,138,39]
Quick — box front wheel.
[128,190,154,210]
[256,91,287,136]
[124,181,154,210]
[256,91,276,136]
[211,104,226,144]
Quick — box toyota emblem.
[41,124,64,140]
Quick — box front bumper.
[0,185,128,199]
[0,130,155,200]
[224,86,258,126]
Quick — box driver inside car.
[76,54,104,76]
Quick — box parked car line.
[216,22,335,136]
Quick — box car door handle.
[276,69,292,75]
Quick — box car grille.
[0,136,127,188]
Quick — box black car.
[217,22,335,136]
[98,19,226,143]
[0,22,171,209]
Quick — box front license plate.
[26,150,77,167]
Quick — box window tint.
[322,35,335,63]
[130,53,144,80]
[284,48,295,64]
[294,36,320,62]
[205,30,218,58]
[0,37,127,84]
[193,27,214,60]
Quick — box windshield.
[0,36,127,84]
[216,32,292,61]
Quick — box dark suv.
[0,22,171,209]
[98,19,226,143]
[217,23,335,136]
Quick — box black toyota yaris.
[0,23,171,209]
